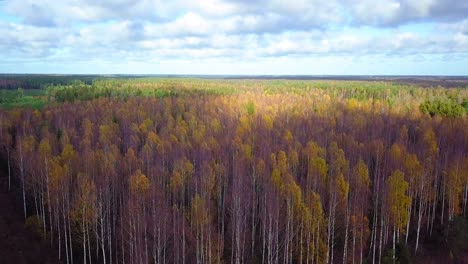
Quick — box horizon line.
[1,73,468,78]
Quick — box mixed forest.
[0,78,467,264]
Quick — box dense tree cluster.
[0,88,25,103]
[0,79,467,264]
[46,79,239,103]
[0,74,100,90]
[0,88,47,110]
[419,99,466,117]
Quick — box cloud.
[348,0,468,26]
[440,19,468,35]
[0,21,65,58]
[5,0,467,29]
[17,24,458,62]
[0,0,467,74]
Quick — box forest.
[0,78,467,264]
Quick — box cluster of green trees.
[0,88,25,103]
[0,88,46,110]
[419,99,466,117]
[46,79,239,103]
[0,79,467,264]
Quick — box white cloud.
[0,0,467,73]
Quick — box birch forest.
[0,78,467,263]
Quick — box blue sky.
[1,0,467,75]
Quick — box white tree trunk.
[415,198,423,254]
[19,142,27,219]
[7,149,11,191]
[392,227,396,264]
[343,206,349,264]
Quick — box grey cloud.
[5,0,343,32]
[348,0,468,26]
[429,0,468,22]
[21,3,57,27]
[0,22,64,58]
[4,0,468,32]
[228,0,468,28]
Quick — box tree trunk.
[68,198,74,264]
[405,200,412,244]
[415,198,423,254]
[463,184,468,217]
[392,227,395,264]
[83,207,87,264]
[101,207,107,264]
[343,205,349,264]
[19,142,27,219]
[45,158,53,245]
[63,198,69,264]
[7,148,11,191]
[378,216,383,264]
[352,220,356,264]
[441,185,445,225]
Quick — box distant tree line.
[0,75,100,90]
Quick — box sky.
[0,0,467,75]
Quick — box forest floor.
[0,167,60,264]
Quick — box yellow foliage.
[304,140,326,160]
[49,157,68,196]
[446,161,466,217]
[146,131,161,146]
[74,172,96,223]
[422,128,438,162]
[336,173,349,202]
[386,170,411,233]
[309,157,328,184]
[193,124,206,144]
[32,110,41,119]
[256,159,265,176]
[302,192,328,263]
[191,194,209,227]
[277,151,288,174]
[389,143,404,167]
[170,158,194,193]
[270,153,277,168]
[170,171,184,193]
[22,135,36,154]
[139,118,153,134]
[61,143,76,163]
[288,149,299,170]
[353,159,370,188]
[38,138,51,157]
[99,124,114,145]
[263,114,274,130]
[329,142,348,176]
[243,144,252,160]
[287,180,302,211]
[271,168,283,191]
[404,153,422,188]
[129,169,150,196]
[346,98,359,110]
[209,118,222,134]
[284,130,293,143]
